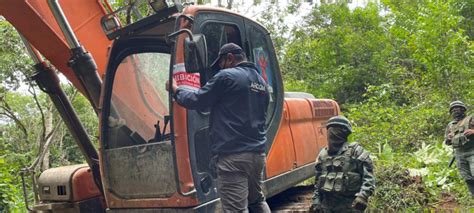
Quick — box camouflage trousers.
[455,147,474,195]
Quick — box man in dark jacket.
[166,43,271,212]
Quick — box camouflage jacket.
[445,115,474,151]
[313,142,375,204]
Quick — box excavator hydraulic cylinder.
[68,46,103,112]
[31,62,103,192]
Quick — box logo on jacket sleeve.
[250,82,267,93]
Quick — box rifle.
[448,156,455,168]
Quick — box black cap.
[210,43,244,69]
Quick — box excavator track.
[268,185,314,212]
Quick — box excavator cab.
[1,0,340,212]
[99,2,285,211]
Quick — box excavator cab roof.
[101,0,181,40]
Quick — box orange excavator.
[0,0,339,212]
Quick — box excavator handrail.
[99,0,115,14]
[165,13,198,197]
[20,169,36,212]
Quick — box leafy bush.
[369,163,429,211]
[0,145,27,212]
[346,84,449,152]
[344,84,473,209]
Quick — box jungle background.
[1,0,473,211]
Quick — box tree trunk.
[59,129,67,164]
[41,109,53,171]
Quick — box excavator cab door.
[99,15,187,207]
[183,11,247,204]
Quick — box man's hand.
[352,195,368,211]
[165,79,178,93]
[464,129,474,136]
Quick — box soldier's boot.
[465,180,474,196]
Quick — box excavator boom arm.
[0,0,112,94]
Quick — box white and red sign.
[173,63,200,90]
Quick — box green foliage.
[453,0,474,40]
[265,0,474,210]
[0,90,96,211]
[1,92,46,211]
[0,21,98,211]
[282,1,473,103]
[370,163,429,211]
[345,83,472,208]
[283,3,393,103]
[383,0,473,101]
[366,141,474,210]
[0,21,32,91]
[257,3,293,62]
[347,84,448,152]
[0,143,27,212]
[0,21,37,211]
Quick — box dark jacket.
[175,62,270,155]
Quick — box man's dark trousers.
[216,152,271,213]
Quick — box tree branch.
[0,100,28,139]
[28,81,46,141]
[28,121,62,171]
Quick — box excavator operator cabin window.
[107,52,171,149]
[201,23,242,81]
[247,24,278,125]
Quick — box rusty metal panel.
[38,164,88,201]
[104,141,177,199]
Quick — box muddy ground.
[268,185,314,212]
[266,185,463,212]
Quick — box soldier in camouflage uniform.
[310,116,375,212]
[444,101,474,195]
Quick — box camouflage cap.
[326,116,352,133]
[449,100,467,112]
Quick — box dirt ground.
[268,185,314,212]
[267,185,463,212]
[435,193,460,210]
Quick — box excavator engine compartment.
[33,165,102,212]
